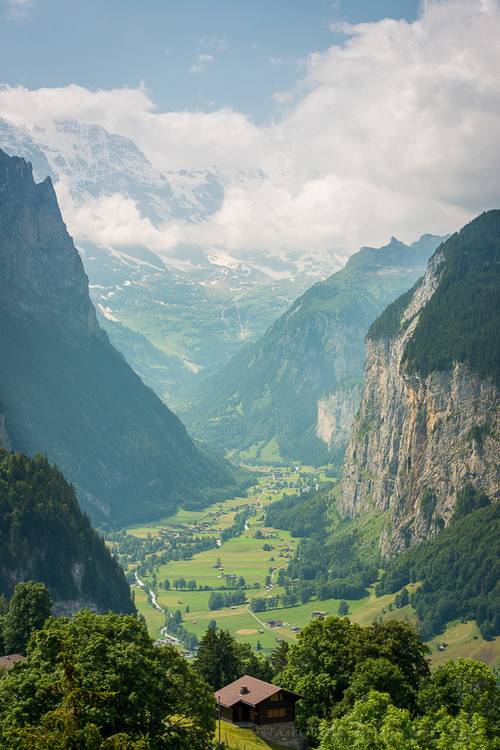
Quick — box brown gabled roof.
[215,675,297,708]
[0,653,25,669]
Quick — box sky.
[1,0,421,121]
[1,0,499,259]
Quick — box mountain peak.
[0,148,99,336]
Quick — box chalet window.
[266,707,287,719]
[270,692,282,701]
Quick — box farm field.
[427,620,500,669]
[124,464,499,669]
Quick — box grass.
[132,586,165,639]
[155,529,296,589]
[428,620,500,669]
[215,720,288,750]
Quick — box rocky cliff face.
[316,386,362,454]
[0,413,10,451]
[341,213,500,555]
[0,150,99,336]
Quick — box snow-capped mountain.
[0,116,341,407]
[0,117,225,223]
[0,116,343,281]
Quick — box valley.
[115,465,499,669]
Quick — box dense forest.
[1,608,497,749]
[267,483,500,641]
[369,211,500,385]
[0,450,134,613]
[377,491,499,638]
[266,488,381,601]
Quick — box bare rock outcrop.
[341,214,500,555]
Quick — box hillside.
[0,450,134,614]
[341,211,500,554]
[0,149,241,525]
[185,235,443,464]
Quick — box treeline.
[404,211,500,384]
[0,596,498,749]
[266,488,380,599]
[265,489,329,537]
[220,507,252,542]
[208,589,246,610]
[163,609,199,652]
[0,451,134,614]
[376,492,499,639]
[194,616,499,750]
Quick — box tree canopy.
[0,610,215,750]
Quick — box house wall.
[257,694,296,724]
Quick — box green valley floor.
[119,465,499,669]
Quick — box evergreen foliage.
[368,210,500,385]
[2,581,51,654]
[267,488,381,599]
[376,500,499,638]
[193,625,271,690]
[404,211,500,383]
[0,450,134,614]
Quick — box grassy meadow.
[126,464,499,669]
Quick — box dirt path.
[244,604,295,642]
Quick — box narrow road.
[244,604,295,642]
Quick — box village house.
[215,675,305,749]
[311,610,328,619]
[0,653,25,670]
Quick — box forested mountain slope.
[185,234,442,464]
[341,211,500,554]
[0,149,241,525]
[0,450,134,614]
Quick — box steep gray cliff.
[341,212,500,555]
[0,151,99,336]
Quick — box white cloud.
[1,0,499,257]
[5,0,34,20]
[55,180,181,252]
[200,37,227,52]
[189,53,215,74]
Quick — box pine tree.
[194,627,241,690]
[2,581,52,654]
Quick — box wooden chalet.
[215,675,300,726]
[0,653,25,670]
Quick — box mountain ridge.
[184,233,444,464]
[0,148,241,525]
